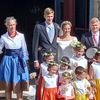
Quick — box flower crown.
[62,72,72,79]
[43,51,55,57]
[48,61,58,66]
[60,60,70,66]
[96,50,100,54]
[71,41,86,49]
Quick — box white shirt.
[73,79,90,95]
[70,56,88,71]
[59,83,74,96]
[0,31,29,60]
[91,62,100,79]
[45,22,55,43]
[40,62,48,76]
[43,74,58,88]
[92,31,99,45]
[45,22,54,33]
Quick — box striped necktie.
[93,33,97,46]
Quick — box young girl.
[36,51,55,100]
[41,61,58,100]
[89,50,100,100]
[58,56,74,85]
[73,66,91,100]
[58,72,75,100]
[70,41,88,72]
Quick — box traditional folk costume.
[36,62,48,100]
[58,83,74,100]
[91,62,100,100]
[0,32,29,93]
[42,74,58,100]
[73,79,90,100]
[70,56,88,71]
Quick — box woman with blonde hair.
[57,21,78,61]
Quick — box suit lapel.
[52,23,58,43]
[88,32,94,46]
[98,31,100,47]
[41,22,51,43]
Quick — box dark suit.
[81,31,100,48]
[32,22,60,62]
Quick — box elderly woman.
[57,21,78,61]
[0,17,29,100]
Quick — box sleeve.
[21,34,29,60]
[0,36,5,54]
[73,37,78,41]
[81,34,86,46]
[32,24,40,61]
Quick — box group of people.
[0,7,100,100]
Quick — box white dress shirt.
[0,31,29,60]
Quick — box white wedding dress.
[57,37,77,62]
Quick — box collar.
[47,73,55,78]
[92,31,99,36]
[45,21,54,28]
[73,55,84,60]
[6,31,19,38]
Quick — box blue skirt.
[0,51,29,93]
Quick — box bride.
[57,21,78,62]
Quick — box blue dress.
[0,32,29,93]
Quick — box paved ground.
[0,85,36,100]
[0,79,36,100]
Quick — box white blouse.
[73,79,90,95]
[43,74,58,88]
[91,62,100,79]
[0,32,29,60]
[40,62,48,76]
[59,83,74,96]
[70,56,88,71]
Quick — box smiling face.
[62,77,71,85]
[44,13,54,25]
[60,63,68,70]
[45,55,55,63]
[62,24,71,35]
[48,65,58,75]
[90,18,100,33]
[90,22,100,33]
[7,20,16,34]
[74,48,84,58]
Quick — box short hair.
[44,7,54,15]
[4,16,17,27]
[75,66,86,75]
[61,21,72,29]
[90,17,100,25]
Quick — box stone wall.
[94,0,100,19]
